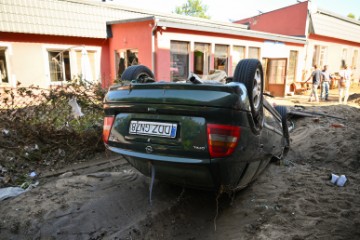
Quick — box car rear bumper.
[107,145,217,189]
[106,145,266,191]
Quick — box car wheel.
[233,59,264,132]
[274,105,290,150]
[121,65,155,83]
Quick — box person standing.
[320,65,332,101]
[306,64,322,103]
[338,64,352,104]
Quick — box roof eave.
[156,18,306,45]
[317,7,360,26]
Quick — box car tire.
[121,65,155,83]
[233,59,264,133]
[274,105,290,150]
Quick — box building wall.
[0,32,110,88]
[304,34,360,81]
[156,28,304,85]
[109,20,153,81]
[109,20,303,88]
[234,1,308,37]
[10,43,46,87]
[234,1,360,85]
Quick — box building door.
[264,58,287,97]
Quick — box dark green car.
[103,59,289,192]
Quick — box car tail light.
[207,124,241,158]
[103,116,115,144]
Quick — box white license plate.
[129,121,177,138]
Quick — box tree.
[347,13,355,19]
[174,0,210,19]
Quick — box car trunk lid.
[104,83,249,161]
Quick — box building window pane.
[319,46,327,67]
[48,50,71,82]
[248,47,260,59]
[232,45,245,74]
[194,43,210,75]
[312,45,327,67]
[115,49,139,79]
[288,50,298,82]
[214,44,228,74]
[312,45,319,66]
[352,49,358,69]
[76,50,96,82]
[170,41,189,82]
[0,48,9,83]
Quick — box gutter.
[155,18,306,45]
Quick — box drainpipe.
[302,10,311,81]
[151,17,158,75]
[303,0,316,80]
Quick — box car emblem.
[145,146,153,153]
[147,107,156,112]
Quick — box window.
[115,49,139,79]
[47,47,99,84]
[288,51,298,82]
[170,41,189,82]
[75,50,96,81]
[312,45,327,68]
[0,48,9,84]
[232,46,245,74]
[352,49,358,69]
[342,48,348,67]
[194,43,210,75]
[248,47,260,59]
[48,50,71,82]
[214,45,229,74]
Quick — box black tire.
[274,105,290,150]
[121,65,155,83]
[233,59,264,132]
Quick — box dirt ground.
[0,86,359,240]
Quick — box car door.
[262,104,284,156]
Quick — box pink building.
[108,16,305,96]
[235,0,360,86]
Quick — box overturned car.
[103,59,289,191]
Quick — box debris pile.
[0,80,107,188]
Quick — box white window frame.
[0,42,13,87]
[351,49,358,69]
[214,44,229,74]
[312,45,328,68]
[43,45,100,86]
[232,45,245,75]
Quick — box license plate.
[129,121,177,138]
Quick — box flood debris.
[29,171,37,178]
[0,80,106,188]
[0,181,39,201]
[289,109,347,121]
[68,97,84,119]
[330,173,347,187]
[331,123,345,128]
[2,129,10,136]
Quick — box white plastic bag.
[0,187,25,201]
[68,97,84,119]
